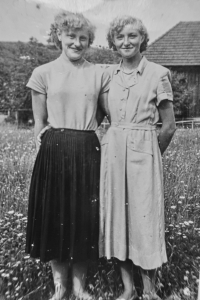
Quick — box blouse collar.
[114,56,148,75]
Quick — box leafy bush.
[0,40,60,111]
[171,72,194,119]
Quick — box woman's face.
[57,28,89,61]
[113,23,144,59]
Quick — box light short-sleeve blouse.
[26,53,110,130]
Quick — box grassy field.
[0,124,200,300]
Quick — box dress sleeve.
[26,68,47,94]
[100,68,111,94]
[156,71,173,106]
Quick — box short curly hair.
[107,15,149,53]
[50,11,96,49]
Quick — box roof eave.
[157,63,200,66]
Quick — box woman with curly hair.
[26,11,110,300]
[99,16,176,300]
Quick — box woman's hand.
[32,90,48,153]
[36,125,51,148]
[158,100,176,155]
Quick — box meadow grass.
[0,124,200,300]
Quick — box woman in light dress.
[99,16,176,300]
[26,11,110,300]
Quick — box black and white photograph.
[0,0,200,299]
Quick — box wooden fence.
[1,110,200,129]
[0,109,33,127]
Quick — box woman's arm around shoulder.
[158,100,176,155]
[32,90,48,152]
[96,65,113,126]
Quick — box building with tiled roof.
[145,22,200,117]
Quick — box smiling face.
[57,28,90,61]
[113,23,144,59]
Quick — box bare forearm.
[34,121,47,140]
[158,124,176,155]
[31,90,48,151]
[157,100,176,155]
[97,92,109,126]
[96,106,106,127]
[34,121,48,152]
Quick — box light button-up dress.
[99,56,173,270]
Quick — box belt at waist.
[51,127,95,133]
[111,122,156,131]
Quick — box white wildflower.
[24,256,30,260]
[12,277,18,281]
[183,287,190,296]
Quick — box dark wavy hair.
[50,11,96,49]
[107,15,149,53]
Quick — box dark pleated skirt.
[26,128,100,263]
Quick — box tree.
[0,40,60,110]
[171,72,194,119]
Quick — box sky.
[29,0,103,11]
[0,0,200,46]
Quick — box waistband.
[50,127,95,133]
[111,122,156,131]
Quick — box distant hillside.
[0,40,59,67]
[0,39,120,67]
[0,40,120,111]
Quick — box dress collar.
[114,56,148,75]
